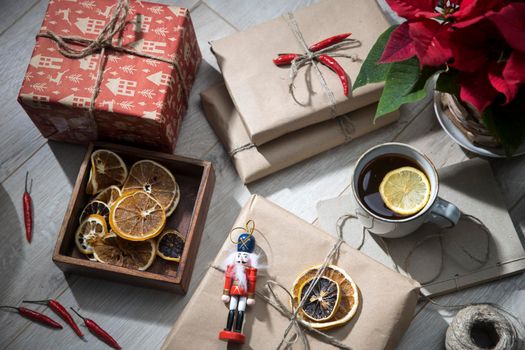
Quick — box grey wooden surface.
[1,0,524,349]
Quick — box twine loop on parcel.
[283,12,361,115]
[35,0,189,137]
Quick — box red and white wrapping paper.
[18,0,201,152]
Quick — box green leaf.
[374,57,436,119]
[353,25,397,91]
[482,98,525,156]
[435,70,459,95]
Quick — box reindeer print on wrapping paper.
[48,69,69,84]
[56,9,71,25]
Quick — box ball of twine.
[445,304,520,350]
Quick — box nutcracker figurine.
[219,230,258,344]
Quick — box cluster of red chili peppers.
[0,300,121,349]
[273,33,352,96]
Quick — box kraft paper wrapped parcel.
[163,195,420,350]
[201,84,399,183]
[210,0,392,146]
[202,0,400,183]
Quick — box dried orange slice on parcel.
[93,234,156,271]
[298,276,341,322]
[109,191,166,241]
[87,150,128,195]
[122,160,179,216]
[291,265,359,330]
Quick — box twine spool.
[445,305,520,350]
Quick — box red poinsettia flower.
[379,19,452,66]
[488,2,525,82]
[380,0,525,113]
[450,2,525,112]
[380,0,507,66]
[449,19,505,111]
[385,0,505,22]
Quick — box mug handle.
[427,197,461,228]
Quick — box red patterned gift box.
[18,0,201,152]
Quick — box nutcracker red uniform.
[219,232,258,344]
[223,264,257,297]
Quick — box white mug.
[351,143,461,238]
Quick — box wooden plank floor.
[1,0,524,349]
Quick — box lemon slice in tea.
[379,166,431,216]
[94,185,122,207]
[292,265,359,330]
[298,276,341,322]
[122,160,179,216]
[93,233,156,271]
[75,214,108,254]
[79,200,110,224]
[109,190,166,241]
[87,150,128,195]
[157,229,185,262]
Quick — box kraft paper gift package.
[200,0,399,183]
[162,195,420,350]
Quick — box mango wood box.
[53,143,215,293]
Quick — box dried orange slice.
[79,200,110,224]
[109,191,166,241]
[93,233,156,271]
[86,150,128,195]
[122,160,179,216]
[157,229,185,262]
[291,265,359,330]
[94,185,122,207]
[75,214,108,254]
[298,276,341,322]
[379,166,431,216]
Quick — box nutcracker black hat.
[237,233,255,253]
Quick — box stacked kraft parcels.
[201,0,400,183]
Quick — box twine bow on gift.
[274,13,361,113]
[35,0,189,136]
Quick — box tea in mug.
[357,154,428,219]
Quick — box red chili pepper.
[0,306,62,329]
[70,308,121,349]
[309,33,352,52]
[23,171,33,243]
[317,54,349,96]
[23,299,84,338]
[273,53,299,66]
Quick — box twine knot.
[275,13,361,113]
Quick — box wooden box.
[53,143,215,293]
